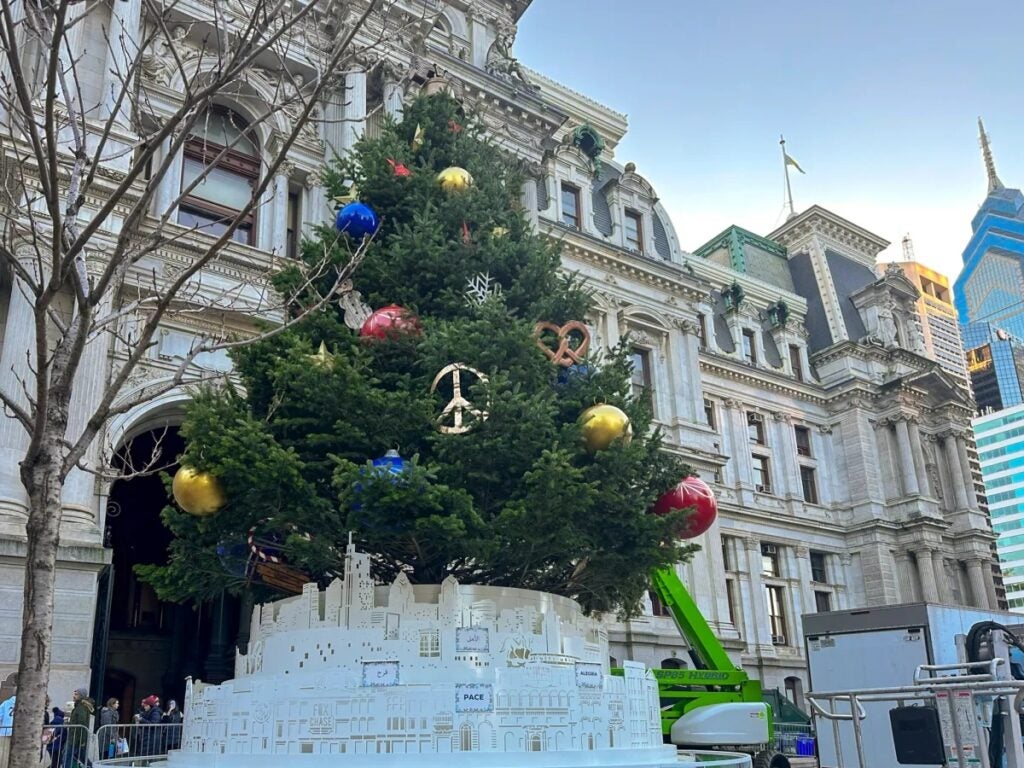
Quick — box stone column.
[894,418,920,497]
[270,165,292,256]
[61,293,116,534]
[724,399,754,489]
[520,177,539,231]
[743,537,776,653]
[794,546,817,622]
[53,3,87,107]
[304,171,325,237]
[321,92,346,159]
[0,261,35,529]
[907,421,931,497]
[931,551,953,604]
[966,559,989,609]
[667,319,702,424]
[543,164,559,221]
[914,549,939,602]
[340,68,367,153]
[955,435,979,510]
[102,0,142,124]
[382,70,404,120]
[943,434,970,510]
[893,552,916,601]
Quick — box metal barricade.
[94,723,181,764]
[773,721,814,756]
[0,724,95,768]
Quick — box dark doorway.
[90,425,245,722]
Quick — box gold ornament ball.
[437,166,473,194]
[172,466,227,517]
[580,404,633,452]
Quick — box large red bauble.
[652,475,718,539]
[359,304,422,340]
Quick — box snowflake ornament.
[465,272,502,306]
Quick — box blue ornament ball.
[371,449,407,477]
[335,202,379,238]
[556,364,593,387]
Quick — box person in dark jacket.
[64,688,93,768]
[97,698,119,759]
[133,696,163,756]
[46,707,65,768]
[161,700,183,751]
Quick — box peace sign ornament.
[430,363,489,434]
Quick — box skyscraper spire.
[978,117,1004,194]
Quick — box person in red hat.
[133,695,164,756]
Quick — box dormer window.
[561,183,581,229]
[625,209,643,252]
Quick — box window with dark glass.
[624,209,643,252]
[704,398,716,429]
[761,542,780,576]
[742,329,756,364]
[747,412,765,444]
[721,536,734,570]
[800,465,819,504]
[765,585,787,644]
[697,314,708,350]
[561,183,581,229]
[726,579,739,626]
[789,344,803,381]
[649,590,671,617]
[753,454,771,493]
[810,551,828,583]
[178,107,260,245]
[795,425,812,457]
[631,348,653,411]
[287,191,300,260]
[814,590,832,613]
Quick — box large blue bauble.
[371,449,407,477]
[335,202,379,238]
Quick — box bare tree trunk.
[11,437,66,768]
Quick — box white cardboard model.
[169,541,678,767]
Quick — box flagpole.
[780,134,795,219]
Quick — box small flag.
[785,153,805,174]
[411,124,424,152]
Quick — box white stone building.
[0,0,1001,718]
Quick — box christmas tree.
[140,94,697,614]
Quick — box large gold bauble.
[172,466,227,517]
[437,166,473,194]
[580,404,633,453]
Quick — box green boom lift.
[614,568,792,768]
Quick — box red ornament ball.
[652,475,718,539]
[359,304,422,340]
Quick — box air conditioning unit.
[761,543,778,555]
[772,634,787,645]
[755,484,770,494]
[748,412,763,422]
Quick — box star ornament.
[333,183,359,207]
[411,123,425,152]
[308,341,334,369]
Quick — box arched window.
[661,658,686,670]
[785,676,804,708]
[179,107,260,245]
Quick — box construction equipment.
[616,567,791,768]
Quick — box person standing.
[0,693,15,736]
[162,700,183,751]
[133,695,163,756]
[64,688,93,768]
[97,698,120,759]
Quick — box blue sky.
[515,0,1024,283]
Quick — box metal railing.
[95,723,180,764]
[0,724,92,768]
[773,721,814,756]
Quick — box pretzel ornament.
[533,321,591,367]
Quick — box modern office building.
[974,405,1024,609]
[888,260,969,384]
[962,323,1024,412]
[954,120,1024,337]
